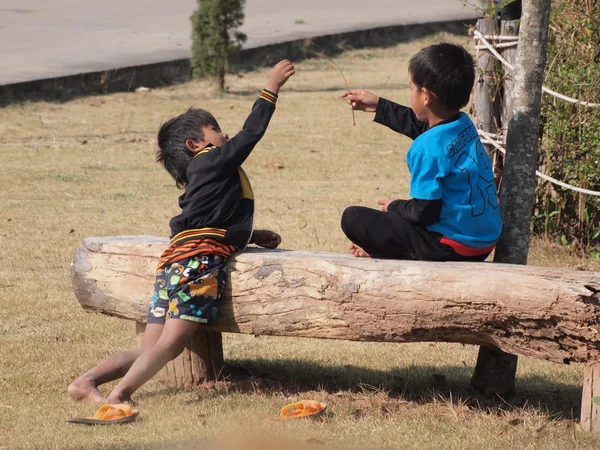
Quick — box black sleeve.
[373,97,429,140]
[388,198,442,226]
[203,90,278,172]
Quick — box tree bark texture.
[494,0,552,264]
[71,236,600,366]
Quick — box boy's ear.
[422,87,437,106]
[185,139,203,153]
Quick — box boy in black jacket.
[69,60,295,405]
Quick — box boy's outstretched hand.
[251,229,282,249]
[342,89,380,112]
[265,60,295,94]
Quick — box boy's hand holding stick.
[342,89,380,113]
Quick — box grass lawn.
[1,32,600,449]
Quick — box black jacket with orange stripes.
[168,89,278,250]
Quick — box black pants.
[341,206,491,262]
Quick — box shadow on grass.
[140,358,582,422]
[230,358,582,420]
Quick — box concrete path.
[0,0,480,85]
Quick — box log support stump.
[136,323,224,388]
[470,346,518,398]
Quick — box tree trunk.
[218,65,225,91]
[471,0,552,399]
[495,0,551,263]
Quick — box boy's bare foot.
[252,229,281,249]
[68,377,106,403]
[349,243,370,258]
[106,391,133,406]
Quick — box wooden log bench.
[72,236,600,433]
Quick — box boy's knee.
[341,206,358,236]
[154,335,188,362]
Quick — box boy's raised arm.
[205,60,295,171]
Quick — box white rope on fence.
[479,35,519,41]
[477,129,600,197]
[473,30,515,69]
[475,42,518,50]
[473,30,600,108]
[541,86,600,108]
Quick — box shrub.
[535,0,600,257]
[190,0,247,90]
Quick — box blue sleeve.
[407,147,445,200]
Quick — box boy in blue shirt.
[341,43,502,261]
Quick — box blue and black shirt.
[375,97,502,249]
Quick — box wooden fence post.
[475,17,501,162]
[497,19,520,189]
[582,361,600,433]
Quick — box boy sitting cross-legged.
[69,60,295,405]
[341,43,502,261]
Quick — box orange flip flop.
[67,404,139,425]
[280,400,327,420]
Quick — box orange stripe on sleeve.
[260,90,278,105]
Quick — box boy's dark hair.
[409,43,475,110]
[156,108,219,188]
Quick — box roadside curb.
[0,19,475,106]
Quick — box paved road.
[0,0,480,85]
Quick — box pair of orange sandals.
[67,400,326,425]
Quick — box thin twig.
[314,52,356,126]
[313,227,320,246]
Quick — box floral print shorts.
[147,254,227,325]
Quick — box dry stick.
[314,53,356,126]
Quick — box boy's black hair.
[409,43,475,111]
[156,108,220,188]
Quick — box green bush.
[534,0,600,257]
[190,0,247,90]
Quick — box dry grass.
[1,32,600,449]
